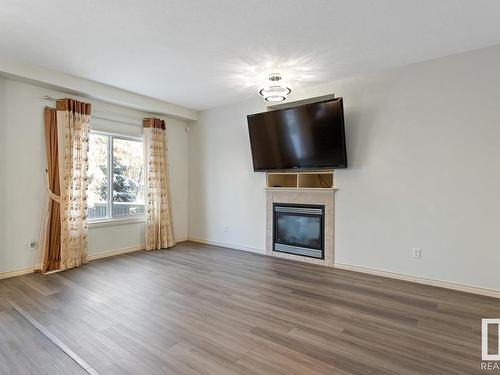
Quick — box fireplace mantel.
[265,171,335,267]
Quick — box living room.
[0,1,499,374]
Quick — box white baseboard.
[188,237,265,255]
[87,236,188,261]
[334,263,500,299]
[87,244,145,261]
[0,267,35,280]
[61,235,188,263]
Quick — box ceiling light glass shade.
[258,73,291,102]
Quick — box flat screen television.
[247,97,347,171]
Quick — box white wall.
[188,44,500,291]
[188,98,266,251]
[0,79,7,270]
[0,78,189,273]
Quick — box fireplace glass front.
[273,203,324,259]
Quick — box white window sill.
[88,217,145,229]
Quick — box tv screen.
[247,97,347,171]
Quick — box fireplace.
[273,203,325,259]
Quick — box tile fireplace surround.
[266,189,334,266]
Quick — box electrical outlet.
[412,248,422,259]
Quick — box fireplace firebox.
[273,203,325,259]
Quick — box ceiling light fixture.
[258,73,291,102]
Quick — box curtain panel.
[56,99,91,269]
[40,98,91,272]
[41,107,62,272]
[143,118,176,250]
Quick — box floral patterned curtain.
[56,98,91,269]
[143,118,175,250]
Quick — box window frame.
[87,130,145,226]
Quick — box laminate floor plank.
[0,307,87,375]
[0,241,498,374]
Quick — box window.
[87,132,145,221]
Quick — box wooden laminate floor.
[0,242,498,374]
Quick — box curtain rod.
[43,95,145,127]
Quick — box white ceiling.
[2,0,500,110]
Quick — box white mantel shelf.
[265,187,337,191]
